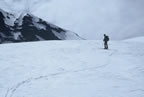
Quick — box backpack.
[106,36,109,41]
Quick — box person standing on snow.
[103,34,109,49]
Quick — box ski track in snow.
[5,42,115,97]
[5,61,110,97]
[0,39,144,97]
[5,48,131,97]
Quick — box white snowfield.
[0,37,144,97]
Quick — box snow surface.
[0,37,144,97]
[0,8,15,26]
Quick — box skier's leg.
[106,43,108,49]
[104,42,106,49]
[105,42,108,49]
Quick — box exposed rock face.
[0,9,81,43]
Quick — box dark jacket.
[104,35,109,42]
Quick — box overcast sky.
[0,0,144,39]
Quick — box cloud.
[0,0,144,39]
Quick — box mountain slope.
[0,9,81,43]
[0,37,144,97]
[0,9,15,41]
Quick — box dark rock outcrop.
[0,9,81,44]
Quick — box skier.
[103,34,109,49]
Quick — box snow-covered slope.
[0,37,144,97]
[0,8,15,26]
[13,12,81,41]
[124,36,144,43]
[0,0,144,39]
[0,8,15,39]
[0,9,81,43]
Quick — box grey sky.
[0,0,144,39]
